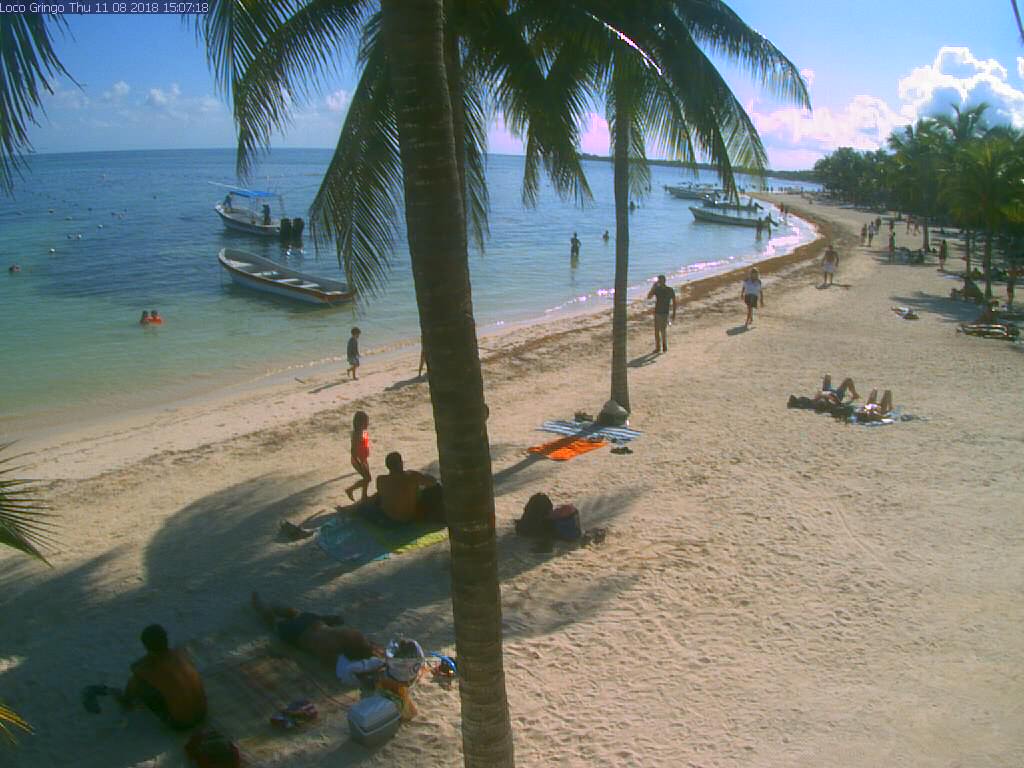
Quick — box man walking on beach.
[647,274,677,353]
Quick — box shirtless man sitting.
[251,592,379,665]
[374,451,440,524]
[108,624,207,730]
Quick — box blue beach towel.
[539,419,642,443]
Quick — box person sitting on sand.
[975,300,998,324]
[814,374,860,406]
[375,451,443,524]
[251,592,379,666]
[99,624,207,730]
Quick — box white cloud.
[146,84,180,108]
[749,95,907,155]
[898,47,1023,127]
[579,112,610,155]
[749,46,1024,169]
[52,85,90,110]
[325,89,350,113]
[103,80,130,101]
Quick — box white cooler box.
[348,695,401,747]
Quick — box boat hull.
[689,206,763,227]
[666,187,709,200]
[215,204,281,237]
[218,248,354,305]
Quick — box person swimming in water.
[140,311,151,325]
[149,310,163,325]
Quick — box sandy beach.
[3,196,1022,767]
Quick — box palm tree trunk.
[922,219,930,253]
[965,233,972,274]
[609,69,631,412]
[380,2,514,766]
[984,232,993,299]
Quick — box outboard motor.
[279,217,293,242]
[291,217,305,241]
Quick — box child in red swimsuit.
[345,411,371,501]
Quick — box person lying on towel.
[854,389,894,421]
[251,592,380,665]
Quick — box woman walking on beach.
[345,411,371,501]
[741,267,764,328]
[822,243,839,286]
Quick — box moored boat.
[214,187,284,237]
[218,248,354,305]
[702,197,761,212]
[689,206,775,228]
[665,183,721,200]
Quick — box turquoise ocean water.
[0,150,817,431]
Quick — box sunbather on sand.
[958,322,1020,340]
[251,592,380,665]
[855,389,893,421]
[813,374,860,406]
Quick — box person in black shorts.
[646,274,677,353]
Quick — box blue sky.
[28,1,1024,169]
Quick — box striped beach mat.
[539,419,642,443]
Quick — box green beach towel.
[315,515,448,564]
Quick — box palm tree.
[0,13,75,195]
[944,134,1024,298]
[0,445,54,744]
[555,1,808,411]
[1014,0,1024,42]
[198,1,522,762]
[379,2,515,762]
[888,120,946,252]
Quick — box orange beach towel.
[527,436,607,461]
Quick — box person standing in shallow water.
[570,232,581,259]
[646,274,677,353]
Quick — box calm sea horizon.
[0,149,818,433]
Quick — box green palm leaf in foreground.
[0,13,74,195]
[0,444,55,565]
[0,703,33,745]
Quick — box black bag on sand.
[515,493,555,539]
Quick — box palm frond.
[670,0,809,109]
[0,702,33,744]
[308,38,401,298]
[471,4,594,205]
[462,71,491,253]
[0,13,74,195]
[1014,0,1024,43]
[197,0,369,177]
[0,444,54,565]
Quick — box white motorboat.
[214,187,284,237]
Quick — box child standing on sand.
[346,327,361,380]
[345,410,371,501]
